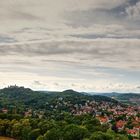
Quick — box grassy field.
[0,137,15,140]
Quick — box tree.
[89,131,113,140]
[44,128,62,140]
[21,126,31,140]
[11,122,22,138]
[29,129,41,140]
[83,118,101,133]
[37,135,44,140]
[115,134,128,140]
[107,129,128,140]
[63,124,88,140]
[38,120,56,134]
[100,124,109,132]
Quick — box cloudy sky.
[0,0,140,92]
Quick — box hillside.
[0,86,139,140]
[117,93,140,105]
[0,86,119,116]
[101,92,140,105]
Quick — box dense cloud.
[126,1,140,20]
[0,0,139,92]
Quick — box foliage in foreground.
[0,114,129,140]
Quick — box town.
[1,94,140,139]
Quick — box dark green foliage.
[0,86,118,116]
[29,129,41,140]
[44,128,62,140]
[0,113,22,120]
[63,124,88,140]
[0,86,130,140]
[89,131,113,140]
[83,118,101,133]
[0,114,130,140]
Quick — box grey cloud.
[0,39,139,71]
[0,0,139,92]
[125,1,140,20]
[0,41,114,56]
[64,4,127,27]
[42,58,85,64]
[54,82,59,86]
[64,9,119,27]
[11,60,32,65]
[0,35,17,43]
[70,33,140,39]
[64,0,140,28]
[33,81,42,85]
[12,10,42,21]
[0,59,31,67]
[128,0,140,5]
[0,40,139,57]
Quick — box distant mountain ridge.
[0,86,119,108]
[99,92,140,105]
[1,86,139,107]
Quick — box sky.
[0,0,140,92]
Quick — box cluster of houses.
[71,100,140,138]
[1,98,140,138]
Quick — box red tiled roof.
[116,120,125,128]
[127,129,137,134]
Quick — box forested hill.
[0,86,119,112]
[101,92,140,105]
[0,86,131,140]
[0,86,118,103]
